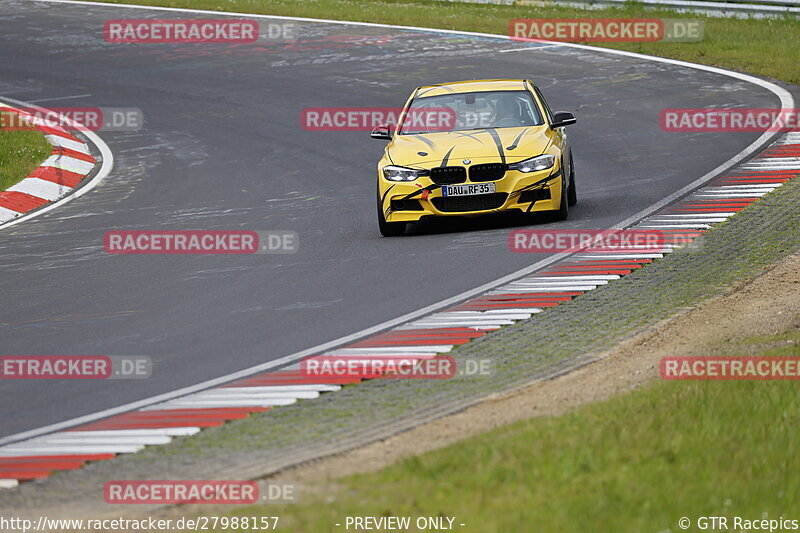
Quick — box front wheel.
[377,200,406,236]
[567,152,577,206]
[553,164,569,221]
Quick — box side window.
[534,86,554,125]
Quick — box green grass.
[0,110,51,191]
[82,0,800,83]
[227,330,800,532]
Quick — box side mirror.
[371,124,393,140]
[551,111,577,129]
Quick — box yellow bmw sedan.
[372,79,577,236]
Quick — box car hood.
[387,126,552,168]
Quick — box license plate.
[441,183,496,197]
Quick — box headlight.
[507,154,556,173]
[382,165,427,182]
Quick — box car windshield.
[399,90,545,134]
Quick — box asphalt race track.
[0,0,781,439]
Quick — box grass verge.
[80,0,800,83]
[230,329,800,532]
[0,110,51,191]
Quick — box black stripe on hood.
[484,128,506,166]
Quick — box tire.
[567,152,577,206]
[377,197,406,236]
[553,160,569,221]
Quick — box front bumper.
[379,166,563,223]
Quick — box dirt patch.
[263,251,800,491]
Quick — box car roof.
[415,79,531,98]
